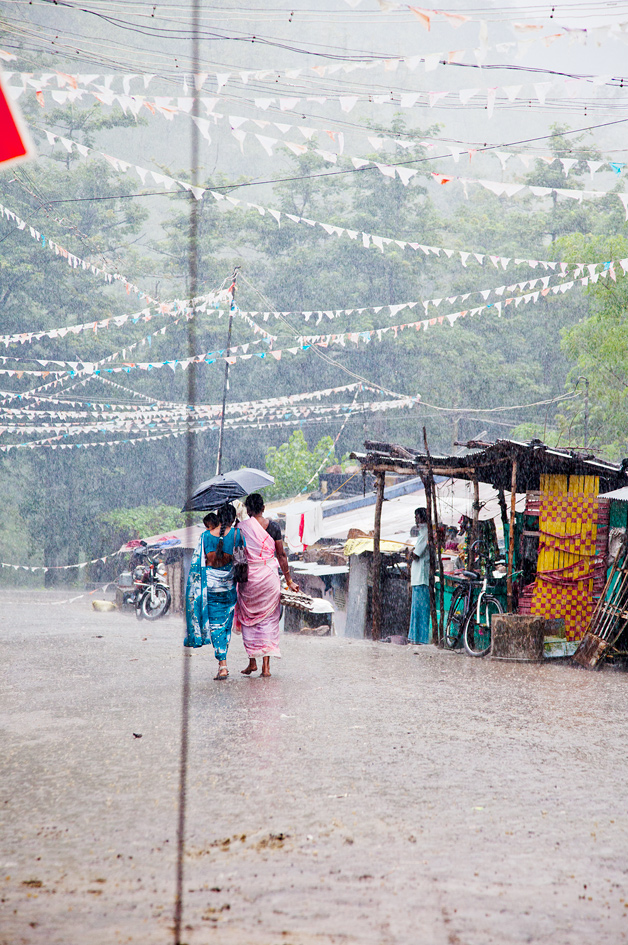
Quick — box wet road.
[1,588,628,945]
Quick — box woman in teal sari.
[184,503,244,680]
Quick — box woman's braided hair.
[216,503,236,554]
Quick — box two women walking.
[184,502,240,679]
[184,493,299,679]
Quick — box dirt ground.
[1,588,628,945]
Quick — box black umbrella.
[181,467,275,512]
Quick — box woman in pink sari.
[235,493,299,677]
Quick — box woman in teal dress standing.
[184,503,244,680]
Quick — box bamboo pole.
[432,475,445,645]
[421,427,438,645]
[471,474,480,569]
[420,472,438,645]
[497,488,508,530]
[423,428,444,645]
[507,458,518,613]
[371,470,385,641]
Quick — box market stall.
[352,438,628,645]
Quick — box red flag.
[0,72,35,167]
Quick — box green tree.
[557,233,628,456]
[520,124,609,244]
[264,431,336,500]
[99,504,190,548]
[0,100,159,580]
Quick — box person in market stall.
[407,507,431,645]
[184,503,244,680]
[235,493,299,678]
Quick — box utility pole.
[215,265,240,476]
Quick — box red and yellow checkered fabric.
[530,476,600,642]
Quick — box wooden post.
[432,476,445,645]
[497,487,508,530]
[419,471,438,646]
[421,428,438,644]
[371,470,385,641]
[470,473,480,569]
[423,428,444,645]
[507,458,518,613]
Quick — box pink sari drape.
[234,517,282,658]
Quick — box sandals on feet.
[214,668,229,680]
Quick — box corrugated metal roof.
[119,523,203,552]
[316,479,525,543]
[598,486,628,503]
[355,438,628,493]
[292,563,349,576]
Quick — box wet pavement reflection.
[1,589,628,944]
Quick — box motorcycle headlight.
[157,564,167,576]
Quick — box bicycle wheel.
[463,595,502,657]
[443,587,467,649]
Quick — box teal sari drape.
[184,530,237,660]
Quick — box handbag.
[233,527,248,584]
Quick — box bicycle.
[443,542,505,657]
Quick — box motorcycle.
[124,543,172,620]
